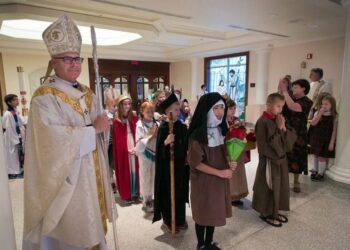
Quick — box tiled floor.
[9,151,350,250]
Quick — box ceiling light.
[0,19,142,46]
[288,19,302,24]
[307,23,319,29]
[269,13,279,17]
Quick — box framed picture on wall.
[204,52,249,120]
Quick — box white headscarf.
[207,99,225,147]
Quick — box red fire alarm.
[307,53,313,60]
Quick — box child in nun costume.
[187,92,237,250]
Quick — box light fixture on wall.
[0,19,142,46]
[300,61,307,69]
[17,66,29,117]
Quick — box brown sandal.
[276,214,288,223]
[260,215,282,227]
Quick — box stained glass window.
[206,53,249,120]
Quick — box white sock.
[313,157,319,172]
[318,161,327,175]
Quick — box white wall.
[169,60,192,98]
[1,37,344,114]
[1,52,90,111]
[247,51,257,105]
[267,37,344,100]
[170,58,205,112]
[170,37,344,121]
[191,57,204,111]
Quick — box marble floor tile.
[8,150,350,250]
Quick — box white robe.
[23,76,115,250]
[135,120,157,199]
[126,120,137,197]
[2,109,25,175]
[0,117,17,250]
[308,80,332,103]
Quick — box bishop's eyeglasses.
[54,57,84,64]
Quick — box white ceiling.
[0,0,348,61]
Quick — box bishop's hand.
[93,113,109,134]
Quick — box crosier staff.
[91,26,119,250]
[168,111,176,236]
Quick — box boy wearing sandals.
[252,93,297,227]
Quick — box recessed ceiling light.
[288,19,302,24]
[269,13,279,17]
[0,19,142,46]
[307,23,319,29]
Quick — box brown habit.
[229,153,249,201]
[252,114,297,217]
[188,139,232,227]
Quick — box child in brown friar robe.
[252,93,297,227]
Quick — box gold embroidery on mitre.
[42,15,82,56]
[32,86,92,117]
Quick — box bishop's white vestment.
[23,76,115,250]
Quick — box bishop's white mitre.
[42,15,82,56]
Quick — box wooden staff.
[168,111,176,236]
[91,26,119,250]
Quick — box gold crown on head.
[116,94,132,106]
[42,15,82,56]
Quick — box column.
[17,66,29,117]
[0,118,17,250]
[255,48,271,104]
[327,3,350,184]
[190,57,199,102]
[245,48,271,123]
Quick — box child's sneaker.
[312,174,324,182]
[310,170,318,179]
[196,244,206,250]
[145,201,154,213]
[111,183,117,193]
[177,221,188,230]
[206,242,221,250]
[132,196,142,204]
